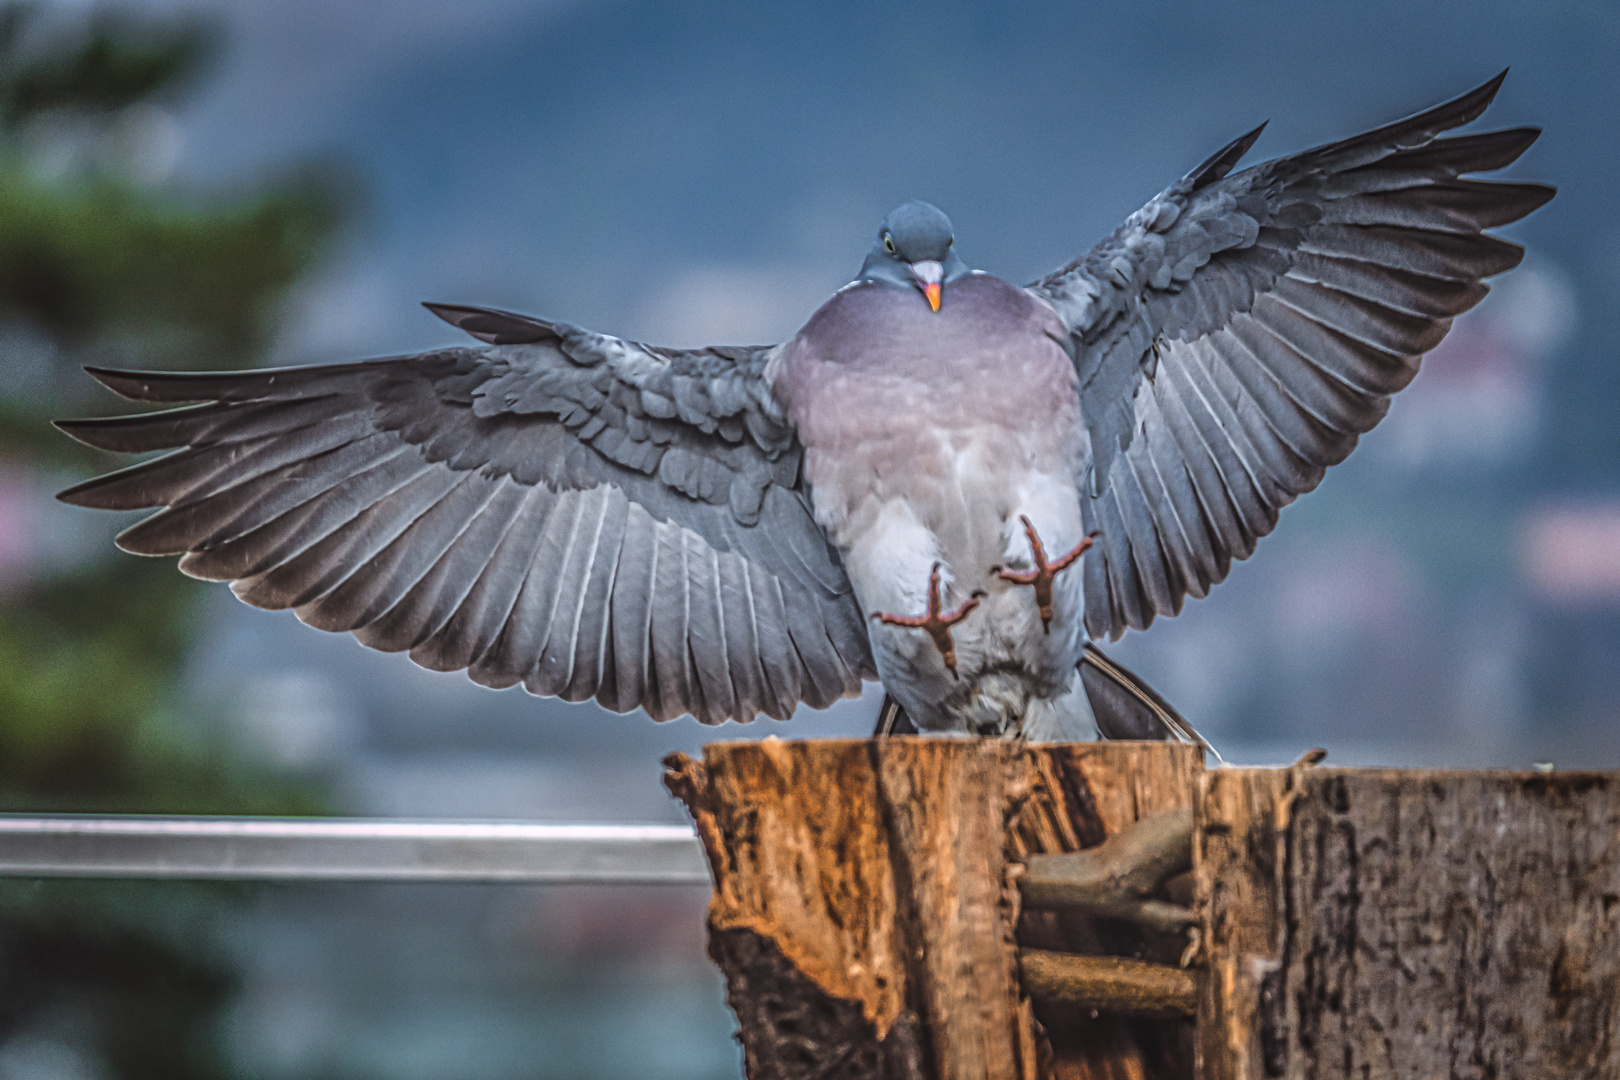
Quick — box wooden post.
[1196,767,1620,1079]
[665,738,1202,1080]
[672,743,1620,1079]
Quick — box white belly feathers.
[824,433,1091,733]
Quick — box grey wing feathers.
[1031,71,1554,640]
[56,307,874,723]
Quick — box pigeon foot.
[995,516,1099,633]
[871,563,984,678]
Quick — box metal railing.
[0,814,709,884]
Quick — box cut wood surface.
[1197,767,1620,1080]
[666,739,1203,1080]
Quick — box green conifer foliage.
[0,7,344,1079]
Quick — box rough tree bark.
[1196,767,1620,1080]
[664,739,1202,1080]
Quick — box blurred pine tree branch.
[0,5,348,1080]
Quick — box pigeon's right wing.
[1031,72,1553,641]
[57,305,874,724]
[1077,643,1210,751]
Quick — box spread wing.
[1030,72,1554,640]
[57,304,875,723]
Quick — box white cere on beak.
[909,260,944,287]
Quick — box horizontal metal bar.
[0,815,710,884]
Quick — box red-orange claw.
[870,563,984,678]
[995,517,1099,633]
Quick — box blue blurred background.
[1,2,1616,1079]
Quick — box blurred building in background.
[2,2,1617,1080]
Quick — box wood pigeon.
[56,73,1552,740]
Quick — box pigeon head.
[859,200,972,311]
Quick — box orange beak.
[910,260,945,312]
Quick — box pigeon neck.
[857,249,973,289]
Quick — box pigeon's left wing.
[1030,72,1553,641]
[56,305,874,724]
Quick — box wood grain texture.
[668,738,1033,1080]
[668,739,908,1034]
[1019,951,1198,1018]
[1197,767,1620,1080]
[675,744,1620,1080]
[1195,767,1292,1080]
[1022,807,1197,935]
[1008,743,1204,1080]
[667,739,1204,1080]
[873,740,1038,1080]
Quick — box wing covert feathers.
[57,331,872,724]
[1033,72,1554,640]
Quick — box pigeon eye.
[883,234,895,254]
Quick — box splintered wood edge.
[1019,950,1197,1018]
[661,751,724,883]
